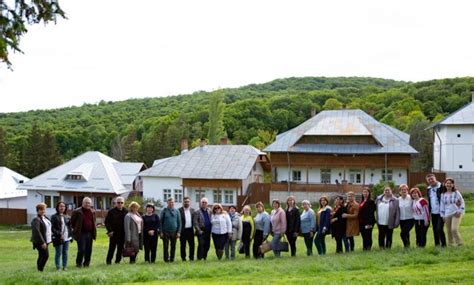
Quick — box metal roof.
[18,151,142,194]
[0,167,29,199]
[140,145,266,180]
[264,109,418,154]
[429,100,474,128]
[114,162,145,185]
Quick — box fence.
[0,208,27,225]
[409,172,446,187]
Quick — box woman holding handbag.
[124,201,144,264]
[270,199,287,257]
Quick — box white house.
[430,93,474,192]
[0,167,29,209]
[139,143,270,209]
[19,151,145,221]
[264,109,418,202]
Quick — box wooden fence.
[0,208,27,225]
[409,172,446,187]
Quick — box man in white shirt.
[179,196,195,261]
[426,173,446,247]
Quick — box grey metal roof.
[18,151,142,194]
[0,167,29,199]
[264,109,418,154]
[113,163,145,185]
[140,145,265,180]
[429,101,474,128]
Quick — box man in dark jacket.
[426,174,446,247]
[160,197,181,263]
[104,196,127,264]
[179,196,195,261]
[71,197,96,268]
[193,197,212,260]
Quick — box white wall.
[142,176,183,208]
[0,196,26,209]
[434,125,474,172]
[27,190,60,221]
[187,187,238,208]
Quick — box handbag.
[259,241,272,254]
[278,236,289,252]
[122,246,136,257]
[238,241,245,254]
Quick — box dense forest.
[0,76,473,178]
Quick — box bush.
[372,180,396,197]
[416,183,428,197]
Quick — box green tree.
[207,91,226,144]
[0,127,9,166]
[1,0,66,68]
[248,130,277,150]
[322,98,343,110]
[40,129,62,171]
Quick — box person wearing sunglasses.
[104,197,127,265]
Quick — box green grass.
[1,201,474,284]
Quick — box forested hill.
[0,76,473,178]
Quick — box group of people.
[30,174,466,271]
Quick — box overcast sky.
[0,0,473,113]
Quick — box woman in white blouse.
[211,203,232,260]
[410,188,430,247]
[397,184,414,248]
[30,203,52,271]
[440,178,465,246]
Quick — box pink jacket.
[270,208,287,234]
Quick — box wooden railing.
[270,182,368,193]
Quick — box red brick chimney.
[220,137,228,145]
[180,139,188,153]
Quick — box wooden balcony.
[270,182,369,193]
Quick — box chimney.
[180,139,188,154]
[220,137,228,145]
[472,91,474,103]
[199,138,206,148]
[310,108,317,117]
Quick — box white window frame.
[213,190,222,204]
[163,189,172,202]
[174,189,183,203]
[224,190,234,204]
[382,169,393,181]
[292,170,302,182]
[321,169,331,184]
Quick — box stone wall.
[446,171,474,193]
[270,191,341,204]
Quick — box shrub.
[372,180,396,197]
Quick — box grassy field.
[1,200,473,285]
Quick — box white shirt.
[184,208,192,229]
[377,198,390,226]
[42,217,52,244]
[61,216,72,242]
[211,213,232,234]
[398,196,414,220]
[428,182,442,214]
[440,191,465,218]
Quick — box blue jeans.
[271,233,282,257]
[55,241,70,269]
[314,232,326,255]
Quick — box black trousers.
[399,219,414,248]
[303,232,314,256]
[285,233,297,256]
[253,230,265,259]
[378,225,393,249]
[242,222,252,257]
[197,230,211,260]
[162,232,177,262]
[144,233,158,263]
[360,224,373,250]
[180,228,195,261]
[36,244,49,271]
[76,232,93,267]
[431,214,446,247]
[335,236,344,253]
[346,236,355,251]
[106,235,124,264]
[415,220,429,247]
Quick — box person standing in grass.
[270,199,287,257]
[410,188,430,247]
[315,196,331,255]
[359,188,376,251]
[124,202,144,264]
[398,184,414,248]
[426,173,446,247]
[51,201,72,271]
[225,205,242,260]
[331,195,348,253]
[193,197,212,261]
[300,200,315,256]
[376,187,400,249]
[253,202,271,259]
[179,196,195,262]
[285,196,300,257]
[210,204,232,260]
[104,196,127,265]
[142,203,160,263]
[71,197,96,268]
[31,202,52,272]
[160,197,181,263]
[342,192,359,252]
[440,178,465,247]
[240,205,255,258]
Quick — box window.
[174,189,183,203]
[321,169,331,183]
[213,190,222,204]
[195,189,205,204]
[66,174,83,181]
[459,165,463,169]
[292,170,302,182]
[457,134,461,138]
[163,189,172,202]
[96,196,103,209]
[44,195,60,208]
[349,169,362,184]
[382,169,393,181]
[224,190,234,204]
[44,196,51,208]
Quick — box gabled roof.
[265,109,417,154]
[0,167,29,199]
[140,145,266,180]
[18,151,143,195]
[429,100,474,128]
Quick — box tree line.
[0,76,473,178]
